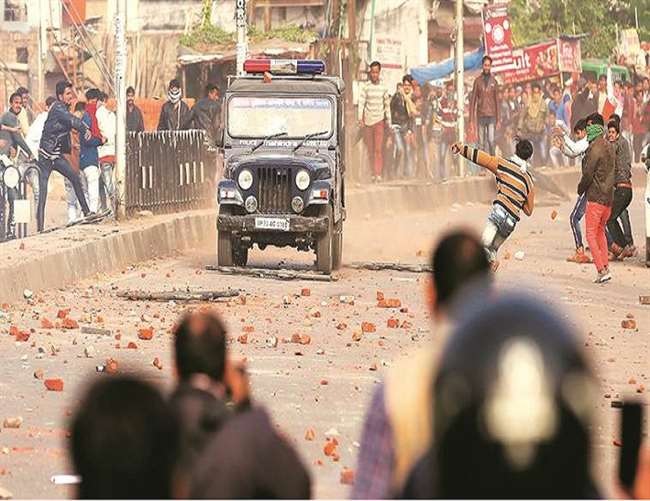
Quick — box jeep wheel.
[332,219,343,270]
[316,205,333,273]
[217,207,234,267]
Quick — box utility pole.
[37,0,47,102]
[114,0,127,220]
[455,0,465,176]
[236,0,248,75]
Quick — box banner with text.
[500,40,559,85]
[483,3,514,73]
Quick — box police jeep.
[216,59,345,273]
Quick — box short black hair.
[98,91,108,102]
[173,310,227,382]
[515,138,534,160]
[16,86,29,96]
[205,83,219,94]
[531,82,542,91]
[598,74,607,81]
[55,80,72,99]
[482,55,493,64]
[85,88,100,101]
[45,96,56,107]
[402,74,414,84]
[607,120,620,134]
[71,377,180,499]
[609,113,621,124]
[9,92,21,104]
[169,79,181,90]
[126,86,135,95]
[574,118,587,133]
[587,112,604,126]
[370,61,381,70]
[431,230,491,310]
[74,101,86,113]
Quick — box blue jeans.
[478,116,496,156]
[482,204,517,263]
[392,127,414,178]
[570,194,587,249]
[99,161,115,212]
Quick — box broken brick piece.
[44,379,64,392]
[376,291,385,301]
[137,327,154,340]
[387,318,399,329]
[242,325,254,333]
[126,342,138,350]
[105,358,119,374]
[336,322,347,331]
[400,321,413,330]
[40,318,54,330]
[621,319,637,330]
[238,334,248,344]
[323,438,339,456]
[153,357,163,370]
[301,288,311,297]
[361,322,376,333]
[61,317,79,330]
[304,428,316,441]
[340,467,355,485]
[57,309,70,319]
[378,298,401,309]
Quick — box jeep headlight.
[2,165,20,189]
[238,168,253,190]
[295,169,310,191]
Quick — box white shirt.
[562,135,589,159]
[96,103,116,159]
[25,111,48,159]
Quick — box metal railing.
[0,161,39,242]
[125,130,217,216]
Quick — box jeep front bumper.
[217,214,329,233]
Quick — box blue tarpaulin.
[410,45,485,84]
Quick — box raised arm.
[452,142,499,174]
[523,188,535,216]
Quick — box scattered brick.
[323,438,338,457]
[361,322,376,333]
[387,318,399,329]
[137,327,154,340]
[57,309,70,319]
[238,334,248,344]
[301,288,311,297]
[340,467,355,485]
[44,379,64,392]
[126,342,138,350]
[61,317,79,330]
[40,318,54,329]
[242,325,254,333]
[105,358,119,374]
[621,319,637,330]
[304,428,316,441]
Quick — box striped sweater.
[460,144,534,221]
[357,80,392,127]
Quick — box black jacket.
[39,100,88,160]
[126,104,145,132]
[157,100,191,131]
[390,93,413,130]
[183,97,220,140]
[191,408,311,499]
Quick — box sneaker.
[594,270,612,284]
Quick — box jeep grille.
[258,166,293,214]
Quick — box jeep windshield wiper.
[293,130,329,153]
[251,131,288,152]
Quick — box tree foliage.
[509,0,650,59]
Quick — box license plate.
[255,217,290,231]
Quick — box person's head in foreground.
[429,229,492,322]
[70,376,181,499]
[432,293,598,498]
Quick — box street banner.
[482,3,515,73]
[500,40,559,85]
[557,37,582,73]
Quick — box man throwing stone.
[451,139,536,269]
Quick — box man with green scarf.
[577,113,616,283]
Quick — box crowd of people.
[357,56,650,182]
[63,228,649,499]
[0,78,221,236]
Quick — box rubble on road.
[117,289,240,302]
[347,262,432,273]
[208,265,339,282]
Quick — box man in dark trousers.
[157,79,191,131]
[470,55,499,156]
[126,86,145,132]
[37,80,92,232]
[183,82,221,143]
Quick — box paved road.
[0,189,648,498]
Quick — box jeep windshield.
[227,96,334,139]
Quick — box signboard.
[374,37,403,93]
[483,3,514,73]
[500,40,559,85]
[557,37,582,73]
